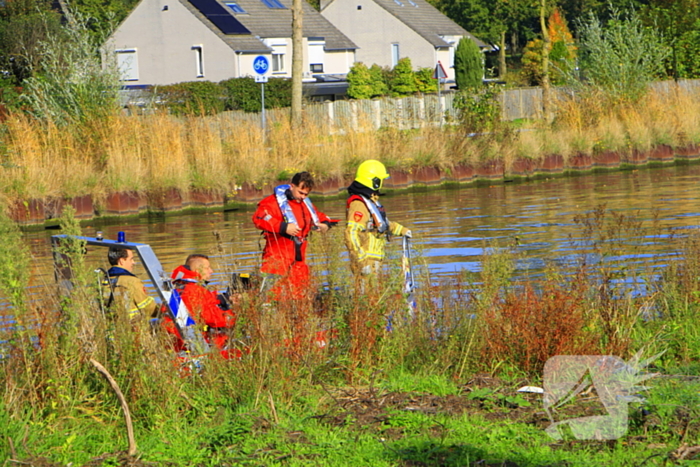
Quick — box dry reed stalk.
[2,86,700,206]
[673,88,700,144]
[103,114,150,193]
[620,104,655,153]
[141,113,189,192]
[184,117,229,192]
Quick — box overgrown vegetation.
[1,204,700,464]
[0,83,699,205]
[575,8,669,104]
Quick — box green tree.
[577,9,670,103]
[369,64,389,97]
[430,0,536,68]
[22,10,121,123]
[641,0,700,79]
[0,0,64,86]
[559,0,646,36]
[675,23,700,78]
[521,10,576,86]
[71,0,138,42]
[454,37,483,89]
[389,57,417,96]
[346,62,373,99]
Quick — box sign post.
[253,55,270,136]
[432,61,448,126]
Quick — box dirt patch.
[312,373,667,438]
[8,451,158,467]
[312,374,546,432]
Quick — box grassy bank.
[1,85,700,215]
[1,204,700,465]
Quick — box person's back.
[102,247,157,321]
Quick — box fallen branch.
[89,358,137,456]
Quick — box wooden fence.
[125,79,700,131]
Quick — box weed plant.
[2,205,700,463]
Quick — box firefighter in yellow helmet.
[345,160,411,275]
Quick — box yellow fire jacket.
[103,273,157,320]
[344,195,406,274]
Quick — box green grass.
[4,206,700,465]
[4,372,699,466]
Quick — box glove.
[361,265,372,275]
[404,230,412,238]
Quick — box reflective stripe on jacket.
[345,195,405,272]
[103,267,157,320]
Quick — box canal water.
[14,163,700,301]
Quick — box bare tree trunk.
[540,0,552,123]
[498,29,507,80]
[291,0,303,127]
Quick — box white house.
[105,0,357,86]
[320,0,489,82]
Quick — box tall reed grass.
[2,201,700,461]
[1,86,699,214]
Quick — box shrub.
[157,81,226,116]
[454,37,483,89]
[346,62,374,99]
[389,57,417,97]
[415,67,437,94]
[481,276,600,375]
[576,9,669,103]
[219,77,291,112]
[453,84,502,134]
[369,64,389,97]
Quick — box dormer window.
[225,2,246,13]
[260,0,286,8]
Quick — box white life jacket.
[274,184,320,227]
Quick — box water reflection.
[14,163,700,299]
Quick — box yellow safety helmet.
[355,159,389,191]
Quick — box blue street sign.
[253,55,270,75]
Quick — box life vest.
[275,184,320,227]
[348,194,389,234]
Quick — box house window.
[310,64,323,73]
[260,0,286,8]
[391,43,400,67]
[115,49,139,81]
[193,45,204,77]
[272,53,284,72]
[393,0,404,5]
[407,0,417,5]
[225,2,246,13]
